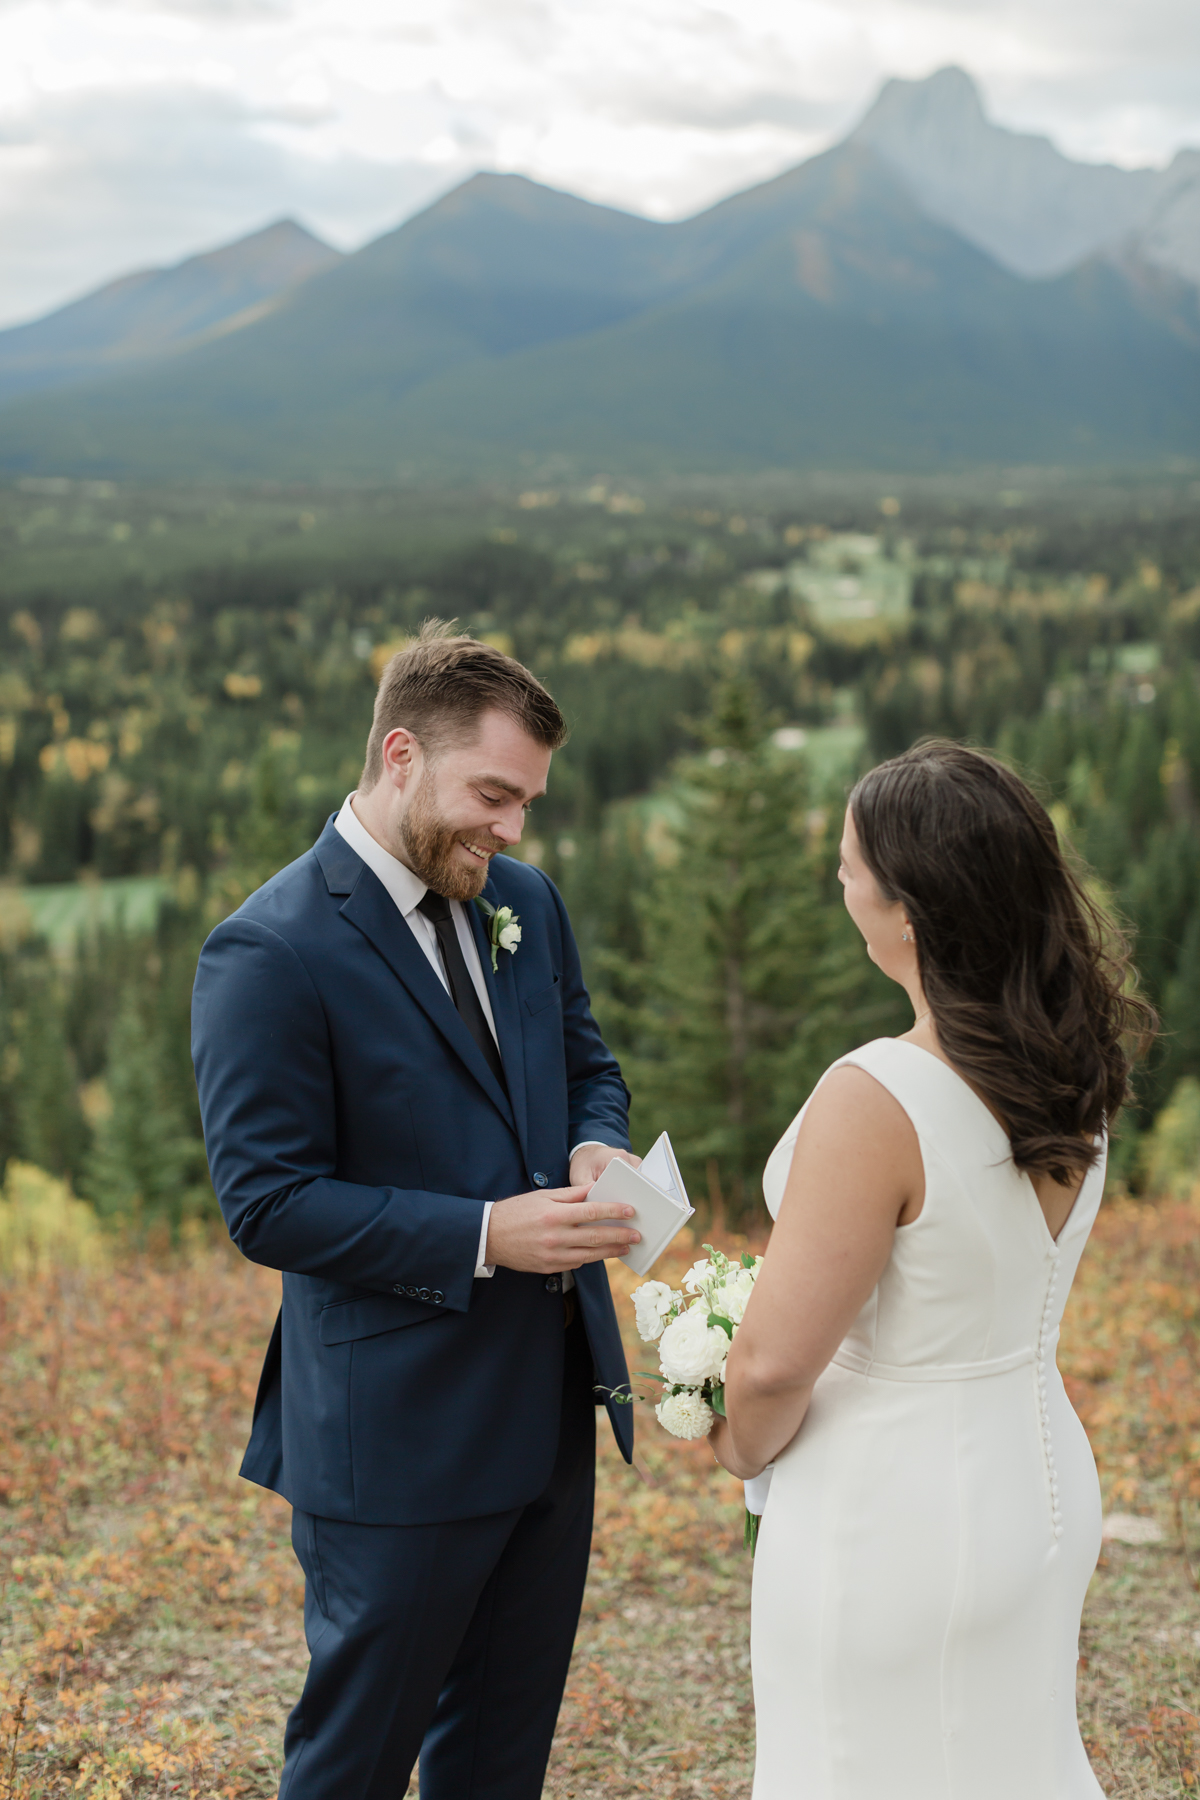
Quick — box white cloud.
[0,0,1197,327]
[0,80,458,324]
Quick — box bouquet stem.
[744,1507,761,1556]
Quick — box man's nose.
[492,805,523,845]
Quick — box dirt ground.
[3,1218,1199,1796]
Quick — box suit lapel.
[334,850,517,1131]
[468,879,530,1161]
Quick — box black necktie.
[417,891,507,1092]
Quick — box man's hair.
[360,619,567,789]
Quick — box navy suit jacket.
[191,818,634,1526]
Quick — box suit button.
[533,1172,549,1187]
[393,1284,404,1295]
[431,1290,445,1305]
[545,1275,561,1294]
[417,1287,431,1302]
[405,1285,417,1298]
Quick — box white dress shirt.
[335,796,601,1287]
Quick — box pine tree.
[597,681,906,1228]
[83,995,204,1235]
[213,736,320,916]
[1158,910,1200,1108]
[12,974,89,1181]
[1138,1076,1200,1196]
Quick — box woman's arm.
[714,1065,924,1478]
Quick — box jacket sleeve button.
[405,1285,417,1298]
[417,1287,431,1302]
[545,1274,561,1294]
[393,1284,404,1295]
[533,1172,549,1187]
[431,1290,445,1304]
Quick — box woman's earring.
[901,930,910,943]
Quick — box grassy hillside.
[1,1200,1198,1795]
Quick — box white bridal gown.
[750,1037,1106,1800]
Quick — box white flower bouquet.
[631,1244,764,1549]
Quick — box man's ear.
[381,727,420,790]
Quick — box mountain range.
[0,67,1197,482]
[0,222,341,408]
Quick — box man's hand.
[485,1183,641,1275]
[569,1144,642,1186]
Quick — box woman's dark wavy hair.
[848,740,1156,1185]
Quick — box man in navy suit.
[192,623,642,1799]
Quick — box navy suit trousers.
[279,1313,597,1800]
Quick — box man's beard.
[398,773,502,901]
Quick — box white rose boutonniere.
[474,897,522,973]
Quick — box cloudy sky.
[1,0,1198,329]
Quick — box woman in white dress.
[711,740,1154,1800]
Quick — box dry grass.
[1060,1192,1200,1795]
[0,1202,1197,1797]
[1081,1543,1200,1797]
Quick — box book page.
[639,1132,689,1211]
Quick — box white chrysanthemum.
[655,1388,714,1440]
[633,1279,677,1342]
[712,1266,756,1324]
[658,1306,730,1386]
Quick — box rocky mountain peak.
[851,66,1166,280]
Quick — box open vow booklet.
[590,1132,695,1277]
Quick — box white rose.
[655,1388,714,1440]
[712,1266,756,1325]
[498,922,522,952]
[633,1280,676,1342]
[658,1306,730,1386]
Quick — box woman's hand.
[709,1414,765,1481]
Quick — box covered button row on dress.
[1036,1247,1063,1540]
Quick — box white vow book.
[590,1132,695,1277]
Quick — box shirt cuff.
[474,1201,495,1278]
[568,1139,614,1163]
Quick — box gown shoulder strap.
[825,1037,1016,1175]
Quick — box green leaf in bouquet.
[708,1312,735,1339]
[709,1385,727,1417]
[594,1382,635,1405]
[741,1253,757,1269]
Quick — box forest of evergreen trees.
[2,471,1199,1228]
